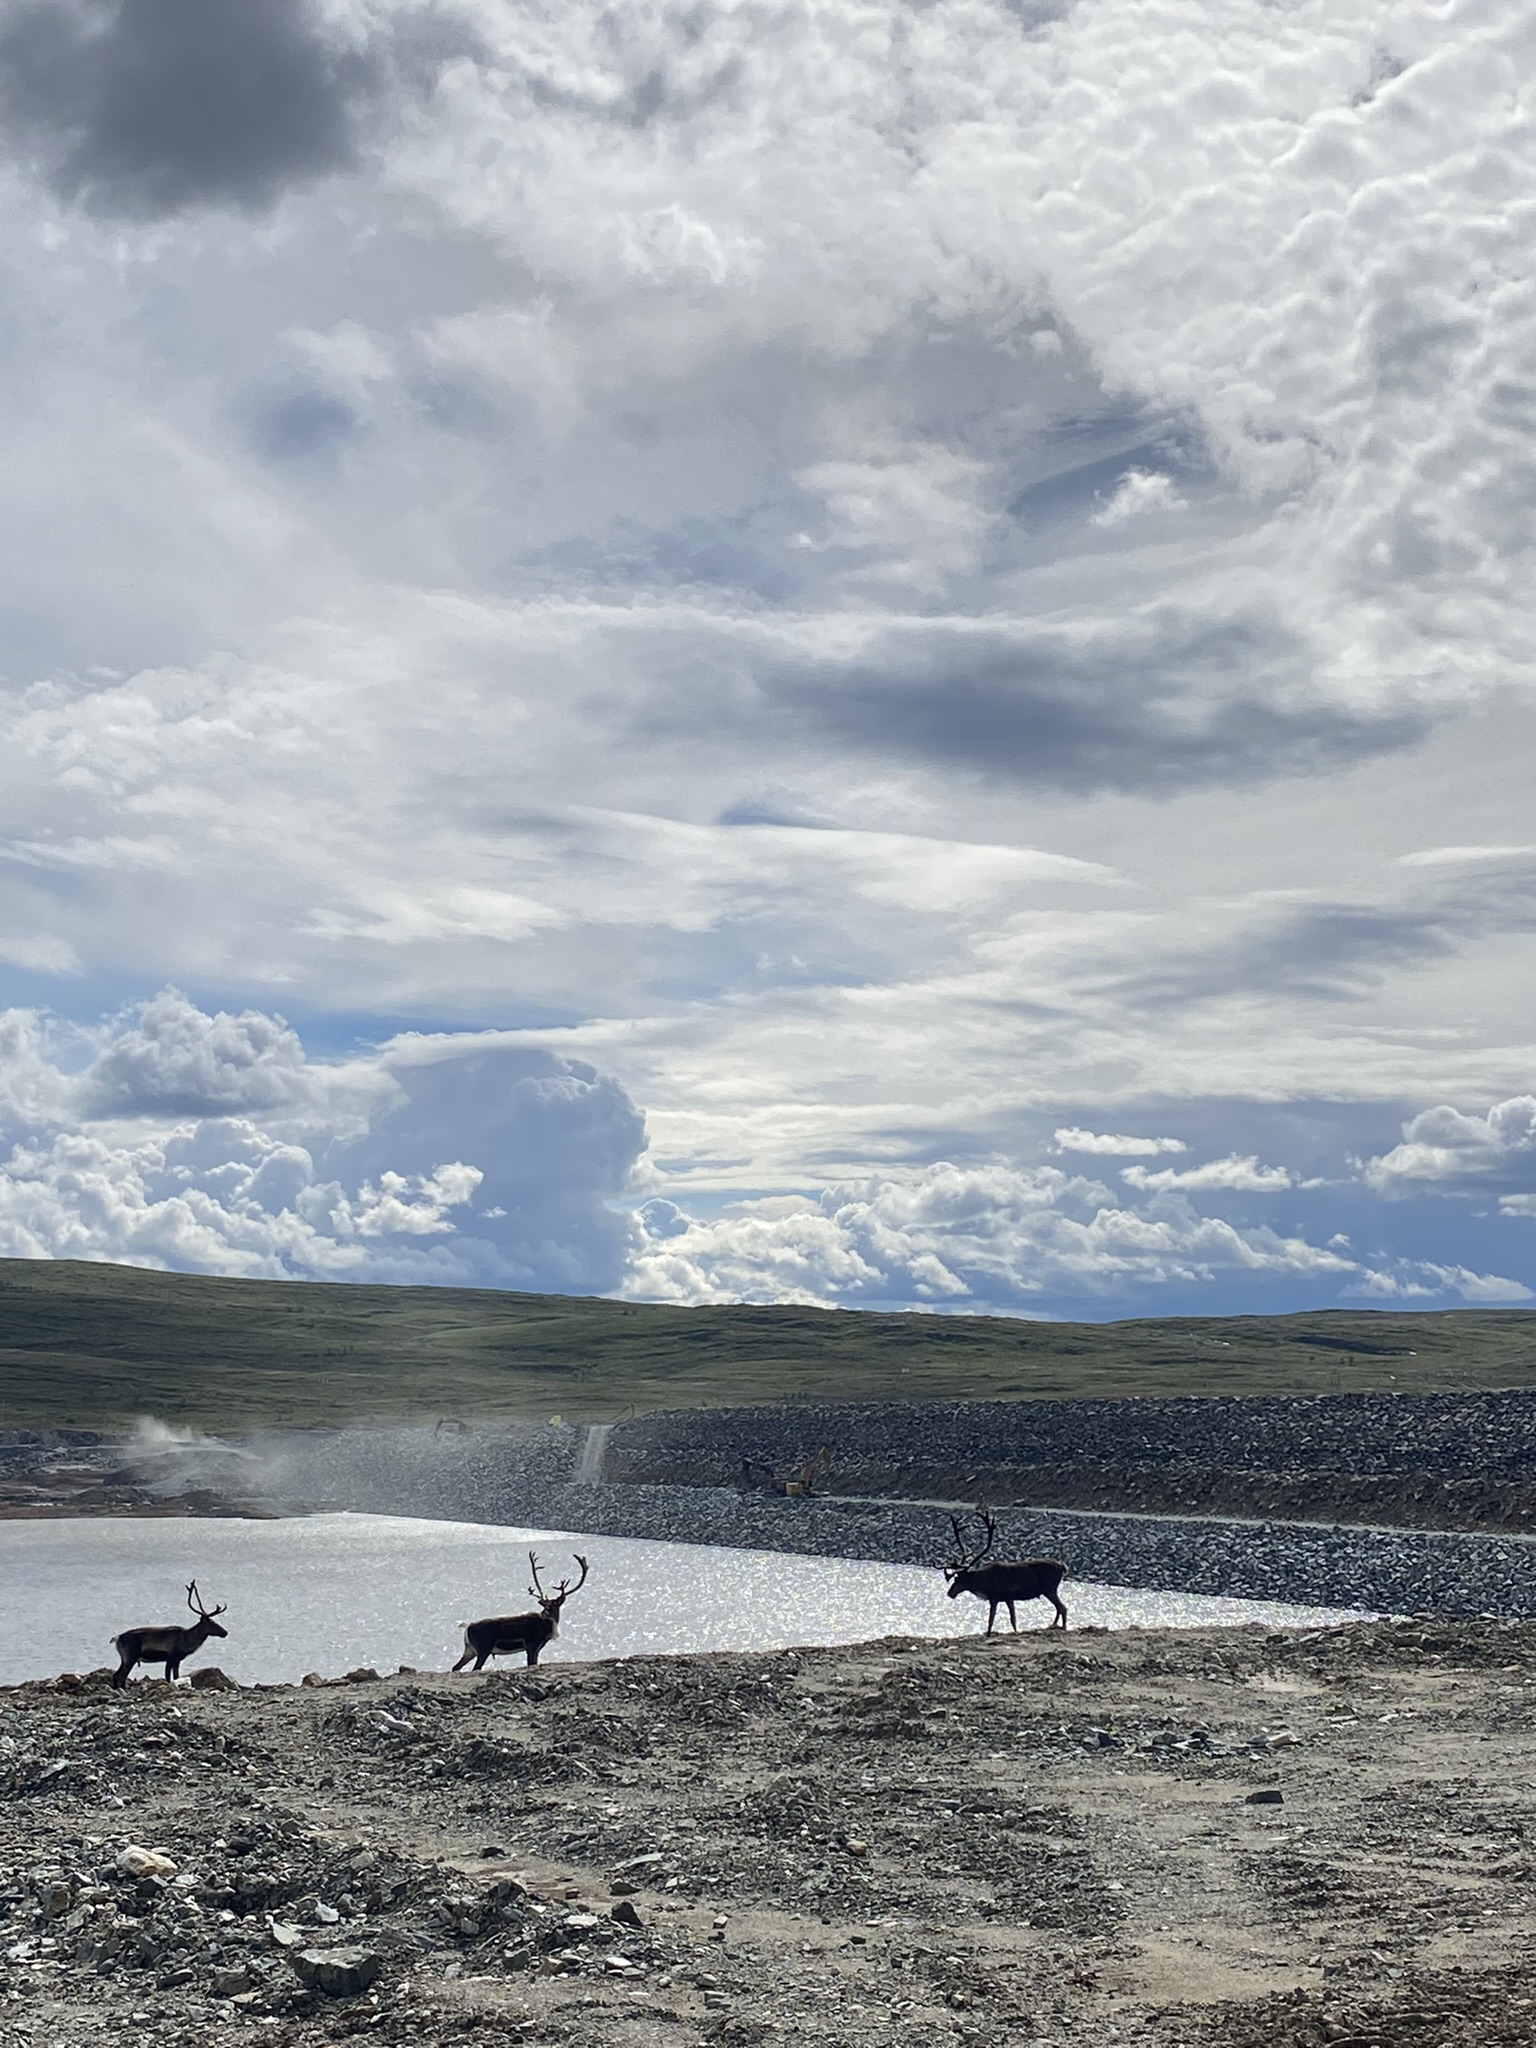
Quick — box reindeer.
[943,1511,1068,1632]
[112,1582,229,1686]
[452,1551,589,1671]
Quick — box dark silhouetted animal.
[943,1511,1067,1631]
[112,1581,229,1686]
[453,1551,590,1670]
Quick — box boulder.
[291,1947,384,1998]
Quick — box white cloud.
[1397,845,1536,869]
[1090,469,1186,528]
[1365,1093,1536,1195]
[0,994,648,1288]
[1121,1155,1294,1194]
[625,1159,1356,1309]
[1053,1127,1186,1157]
[80,988,373,1125]
[1352,1261,1533,1305]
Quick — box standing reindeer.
[453,1551,589,1671]
[112,1581,229,1686]
[943,1511,1068,1632]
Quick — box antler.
[528,1550,548,1602]
[557,1554,590,1599]
[944,1510,997,1574]
[186,1581,227,1619]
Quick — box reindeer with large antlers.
[943,1511,1068,1633]
[112,1581,229,1687]
[453,1551,590,1671]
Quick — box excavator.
[738,1446,833,1498]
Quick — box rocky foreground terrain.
[3,1618,1535,2048]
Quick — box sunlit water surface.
[0,1514,1365,1686]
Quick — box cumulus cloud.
[1053,1128,1186,1157]
[1121,1156,1293,1194]
[1352,1261,1533,1305]
[80,989,349,1122]
[1090,469,1186,528]
[0,995,647,1288]
[1365,1094,1536,1198]
[625,1160,1357,1311]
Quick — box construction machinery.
[738,1446,833,1498]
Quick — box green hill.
[2,1258,1535,1429]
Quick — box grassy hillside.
[2,1258,1536,1429]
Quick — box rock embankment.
[614,1387,1536,1479]
[3,1617,1535,2048]
[606,1387,1536,1531]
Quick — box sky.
[1,0,1535,1320]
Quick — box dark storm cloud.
[0,0,468,217]
[752,612,1427,798]
[1115,852,1536,1011]
[1121,902,1456,1009]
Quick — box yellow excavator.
[739,1446,833,1498]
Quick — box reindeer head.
[942,1511,997,1598]
[186,1582,229,1638]
[527,1551,590,1618]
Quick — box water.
[0,1514,1365,1687]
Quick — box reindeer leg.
[985,1601,998,1635]
[1050,1591,1068,1629]
[112,1657,133,1689]
[525,1644,542,1666]
[1006,1600,1018,1632]
[452,1646,475,1672]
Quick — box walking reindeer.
[943,1511,1068,1632]
[112,1581,229,1686]
[453,1551,590,1670]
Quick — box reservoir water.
[0,1513,1365,1686]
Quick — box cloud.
[1121,1155,1293,1194]
[80,989,342,1121]
[1053,1128,1186,1157]
[0,994,648,1288]
[0,0,379,216]
[1365,1094,1536,1198]
[1352,1260,1533,1305]
[1397,845,1536,869]
[752,611,1424,799]
[0,0,472,219]
[625,1159,1359,1311]
[1090,468,1186,527]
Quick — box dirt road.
[3,1616,1534,2048]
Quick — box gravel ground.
[3,1617,1535,2048]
